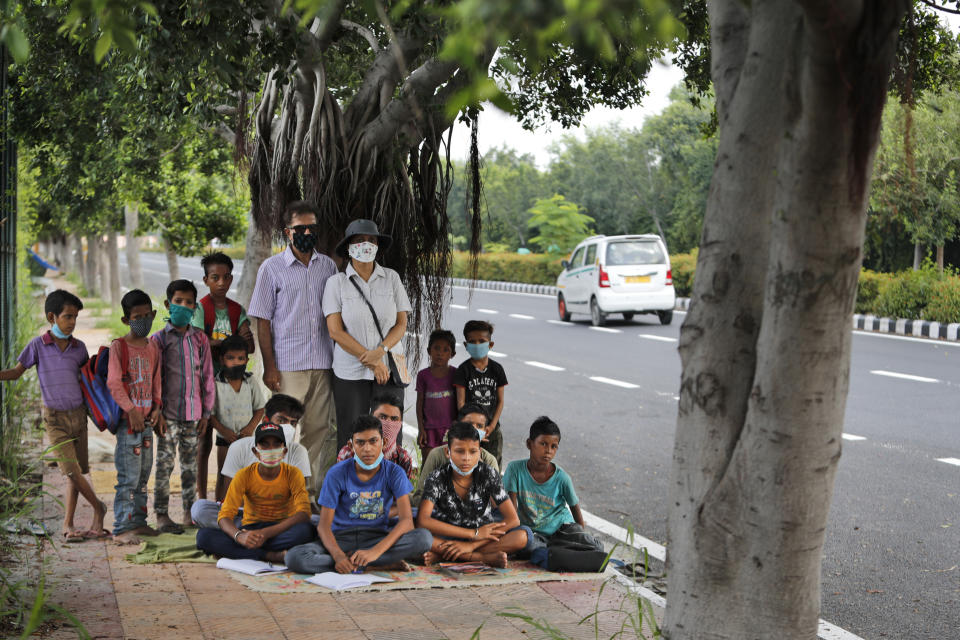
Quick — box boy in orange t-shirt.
[195,423,314,562]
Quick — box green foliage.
[526,195,594,254]
[855,270,894,314]
[925,277,960,323]
[670,250,697,297]
[450,252,564,285]
[873,263,943,320]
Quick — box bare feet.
[89,499,107,534]
[131,525,159,537]
[62,528,86,542]
[264,550,286,564]
[155,515,183,534]
[477,551,508,568]
[423,551,439,565]
[112,530,141,545]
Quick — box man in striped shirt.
[248,200,339,499]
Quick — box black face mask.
[224,364,247,380]
[291,231,317,254]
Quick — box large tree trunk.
[124,203,144,288]
[913,241,923,270]
[70,233,83,275]
[97,237,110,304]
[83,234,100,296]
[107,231,121,305]
[664,2,908,639]
[235,209,271,308]
[163,233,179,281]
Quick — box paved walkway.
[29,277,662,639]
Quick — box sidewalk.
[27,278,663,639]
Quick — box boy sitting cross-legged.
[195,422,314,562]
[503,416,603,555]
[285,415,432,574]
[417,421,531,568]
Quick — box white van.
[555,234,676,326]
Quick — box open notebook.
[306,572,395,591]
[216,558,289,576]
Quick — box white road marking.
[870,370,940,383]
[488,350,507,358]
[547,320,573,325]
[854,330,960,348]
[451,285,554,299]
[589,326,621,334]
[590,376,639,389]
[450,304,467,309]
[477,308,498,314]
[524,361,565,372]
[841,434,866,441]
[817,620,867,640]
[509,313,535,320]
[937,457,960,466]
[639,334,678,342]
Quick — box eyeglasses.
[287,224,319,235]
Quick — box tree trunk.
[107,231,121,305]
[84,234,100,296]
[664,2,907,639]
[936,244,944,272]
[53,235,67,272]
[163,233,179,281]
[98,237,110,304]
[235,209,272,307]
[70,233,84,275]
[913,241,923,270]
[124,203,144,288]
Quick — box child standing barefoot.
[415,329,457,462]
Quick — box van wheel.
[622,312,635,321]
[557,294,571,322]
[590,298,607,327]
[658,310,673,325]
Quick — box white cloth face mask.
[348,242,378,263]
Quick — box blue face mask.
[464,342,489,360]
[354,452,383,471]
[450,459,479,477]
[50,324,71,340]
[167,303,194,328]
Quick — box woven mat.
[226,561,614,594]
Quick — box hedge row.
[450,252,565,285]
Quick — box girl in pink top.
[415,330,458,461]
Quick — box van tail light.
[666,269,673,285]
[599,265,611,288]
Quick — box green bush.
[670,250,697,297]
[873,266,942,320]
[855,269,893,314]
[450,251,565,285]
[924,277,960,323]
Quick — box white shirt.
[322,263,412,380]
[221,425,311,478]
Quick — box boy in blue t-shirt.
[503,416,602,553]
[285,415,432,574]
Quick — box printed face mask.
[291,230,317,254]
[355,451,384,471]
[450,459,479,477]
[223,364,247,380]
[256,447,284,467]
[50,324,71,339]
[130,315,154,338]
[348,241,378,263]
[379,418,402,457]
[464,342,490,360]
[168,303,194,328]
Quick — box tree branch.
[340,19,380,52]
[919,0,960,14]
[345,30,428,130]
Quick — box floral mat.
[226,561,614,593]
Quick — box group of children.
[2,256,604,574]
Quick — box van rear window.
[605,241,665,266]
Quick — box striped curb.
[853,314,960,341]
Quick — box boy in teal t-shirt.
[503,416,602,553]
[192,251,255,500]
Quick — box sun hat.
[334,219,392,258]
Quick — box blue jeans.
[113,422,153,535]
[196,521,317,561]
[285,527,433,574]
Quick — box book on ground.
[437,562,500,578]
[216,558,289,576]
[306,572,394,591]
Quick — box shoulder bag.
[348,275,411,387]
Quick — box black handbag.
[348,275,410,387]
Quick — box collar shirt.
[150,323,215,421]
[321,262,412,381]
[17,332,89,410]
[247,246,338,371]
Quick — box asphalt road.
[123,252,959,639]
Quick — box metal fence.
[0,47,17,418]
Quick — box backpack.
[79,340,129,434]
[199,295,243,337]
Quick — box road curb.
[852,314,960,341]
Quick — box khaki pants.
[278,369,337,496]
[42,406,89,477]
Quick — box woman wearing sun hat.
[322,219,411,449]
